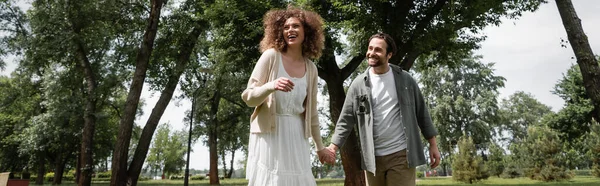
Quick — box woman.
[241,6,334,186]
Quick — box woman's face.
[282,17,304,47]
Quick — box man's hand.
[318,144,339,165]
[428,137,441,169]
[317,148,335,165]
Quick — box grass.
[33,176,600,186]
[417,176,600,186]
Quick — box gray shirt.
[368,68,406,156]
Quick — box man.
[325,33,440,186]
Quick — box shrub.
[586,119,600,178]
[191,175,206,180]
[416,171,424,178]
[169,175,184,180]
[452,135,489,184]
[522,126,573,181]
[573,169,591,176]
[96,171,111,178]
[44,172,54,182]
[486,143,505,177]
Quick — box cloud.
[475,0,600,112]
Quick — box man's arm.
[326,82,359,158]
[410,74,438,139]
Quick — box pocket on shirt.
[400,87,415,106]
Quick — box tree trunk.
[209,91,221,184]
[228,150,235,178]
[35,151,45,185]
[110,1,164,186]
[53,153,66,185]
[126,22,204,186]
[327,81,366,186]
[317,35,367,186]
[220,149,227,178]
[556,0,600,122]
[75,150,81,183]
[67,1,98,186]
[75,33,98,186]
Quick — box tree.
[521,126,573,181]
[301,1,544,184]
[547,64,596,143]
[416,52,505,175]
[0,74,40,173]
[555,0,600,123]
[585,119,600,177]
[486,142,505,177]
[122,1,209,185]
[0,0,29,69]
[146,123,187,178]
[110,1,166,185]
[179,0,285,184]
[452,135,488,184]
[499,91,553,144]
[9,1,134,185]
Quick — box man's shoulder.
[350,72,367,85]
[389,64,410,76]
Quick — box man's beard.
[368,58,384,67]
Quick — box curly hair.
[259,6,325,60]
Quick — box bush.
[169,175,184,180]
[521,126,573,181]
[96,171,111,178]
[587,120,600,178]
[452,135,489,184]
[191,175,206,180]
[573,169,591,176]
[416,171,424,178]
[44,172,54,182]
[501,165,522,179]
[63,174,75,181]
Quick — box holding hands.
[273,77,294,92]
[317,144,338,165]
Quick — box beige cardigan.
[241,48,324,151]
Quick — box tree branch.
[396,0,448,70]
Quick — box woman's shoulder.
[262,48,280,58]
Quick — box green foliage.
[146,123,187,176]
[417,52,505,173]
[499,91,553,143]
[44,172,54,182]
[417,171,425,178]
[190,175,206,180]
[452,135,489,184]
[169,175,184,180]
[96,171,111,178]
[547,64,595,143]
[585,119,600,177]
[0,75,40,170]
[486,142,505,177]
[521,126,573,181]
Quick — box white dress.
[246,59,316,186]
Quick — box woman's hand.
[273,77,295,92]
[317,148,336,165]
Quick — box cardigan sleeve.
[308,62,325,151]
[241,49,277,107]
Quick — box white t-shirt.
[369,67,407,156]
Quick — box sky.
[2,1,599,171]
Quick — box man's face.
[366,38,392,67]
